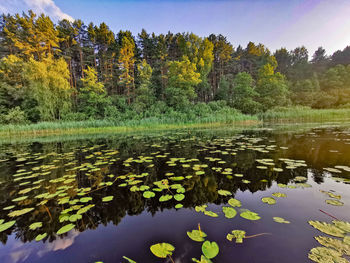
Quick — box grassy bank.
[259,106,350,122]
[0,111,258,137]
[1,107,350,138]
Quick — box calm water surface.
[0,124,349,263]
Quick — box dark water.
[0,124,350,263]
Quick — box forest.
[1,10,350,125]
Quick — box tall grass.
[0,110,258,136]
[259,106,350,122]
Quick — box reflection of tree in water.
[0,127,347,245]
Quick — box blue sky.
[1,0,350,56]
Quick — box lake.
[0,123,349,263]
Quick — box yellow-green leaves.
[57,223,75,235]
[273,217,290,224]
[309,221,346,238]
[0,220,16,232]
[187,229,207,242]
[240,210,261,221]
[150,243,175,258]
[201,241,219,259]
[261,197,276,205]
[222,207,237,219]
[226,230,246,243]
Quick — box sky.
[1,0,350,56]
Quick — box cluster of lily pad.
[308,220,350,263]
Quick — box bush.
[1,107,28,124]
[61,112,88,121]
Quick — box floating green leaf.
[29,222,42,230]
[143,191,155,199]
[12,196,28,202]
[150,243,175,258]
[191,255,212,263]
[218,189,231,196]
[261,197,276,205]
[332,221,350,233]
[226,230,246,243]
[240,210,261,221]
[102,196,114,202]
[272,192,287,198]
[222,207,237,219]
[187,229,207,242]
[8,208,34,217]
[159,195,173,202]
[203,211,218,217]
[201,241,219,259]
[80,197,92,203]
[273,217,290,224]
[57,223,75,235]
[308,247,348,263]
[174,194,185,201]
[309,221,345,237]
[326,200,344,206]
[35,233,47,242]
[0,220,16,232]
[228,198,241,207]
[315,236,350,256]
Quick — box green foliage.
[165,56,201,109]
[187,229,207,242]
[1,10,350,127]
[0,107,28,124]
[256,63,290,111]
[201,241,219,259]
[24,55,73,121]
[150,243,175,258]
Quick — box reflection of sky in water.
[1,231,79,263]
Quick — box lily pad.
[240,210,261,221]
[143,191,155,199]
[308,247,348,263]
[226,230,246,243]
[222,207,237,219]
[272,192,287,198]
[273,217,290,224]
[202,241,219,259]
[261,197,276,205]
[159,195,173,202]
[35,233,47,242]
[29,222,42,230]
[332,221,350,233]
[315,236,350,256]
[309,221,345,237]
[228,198,241,207]
[326,199,344,206]
[8,208,34,217]
[150,243,175,258]
[0,220,16,232]
[218,190,231,196]
[102,196,114,202]
[187,229,207,242]
[57,223,75,235]
[174,194,185,201]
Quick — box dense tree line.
[1,11,350,124]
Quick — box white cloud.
[0,0,74,22]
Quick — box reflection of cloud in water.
[10,248,31,263]
[37,230,79,257]
[7,231,79,263]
